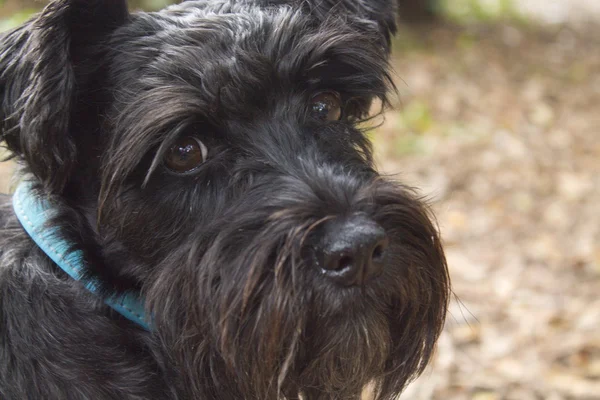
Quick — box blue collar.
[12,181,150,330]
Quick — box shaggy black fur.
[0,0,449,398]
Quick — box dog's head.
[0,0,449,398]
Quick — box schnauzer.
[0,0,449,398]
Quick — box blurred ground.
[386,20,600,400]
[1,1,600,400]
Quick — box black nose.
[318,214,388,286]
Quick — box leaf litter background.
[1,1,599,399]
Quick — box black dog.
[0,0,449,398]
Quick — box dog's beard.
[146,179,448,399]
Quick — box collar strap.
[13,182,150,330]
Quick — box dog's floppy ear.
[0,0,129,193]
[260,0,397,47]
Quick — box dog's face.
[0,0,449,398]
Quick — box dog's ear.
[260,0,397,47]
[0,0,129,193]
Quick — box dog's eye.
[309,91,342,122]
[164,136,208,173]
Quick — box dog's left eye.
[309,91,342,122]
[164,136,208,173]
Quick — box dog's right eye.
[164,136,208,173]
[309,91,342,122]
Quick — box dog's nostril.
[319,214,388,286]
[336,255,354,272]
[372,245,384,261]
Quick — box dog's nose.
[318,214,388,286]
